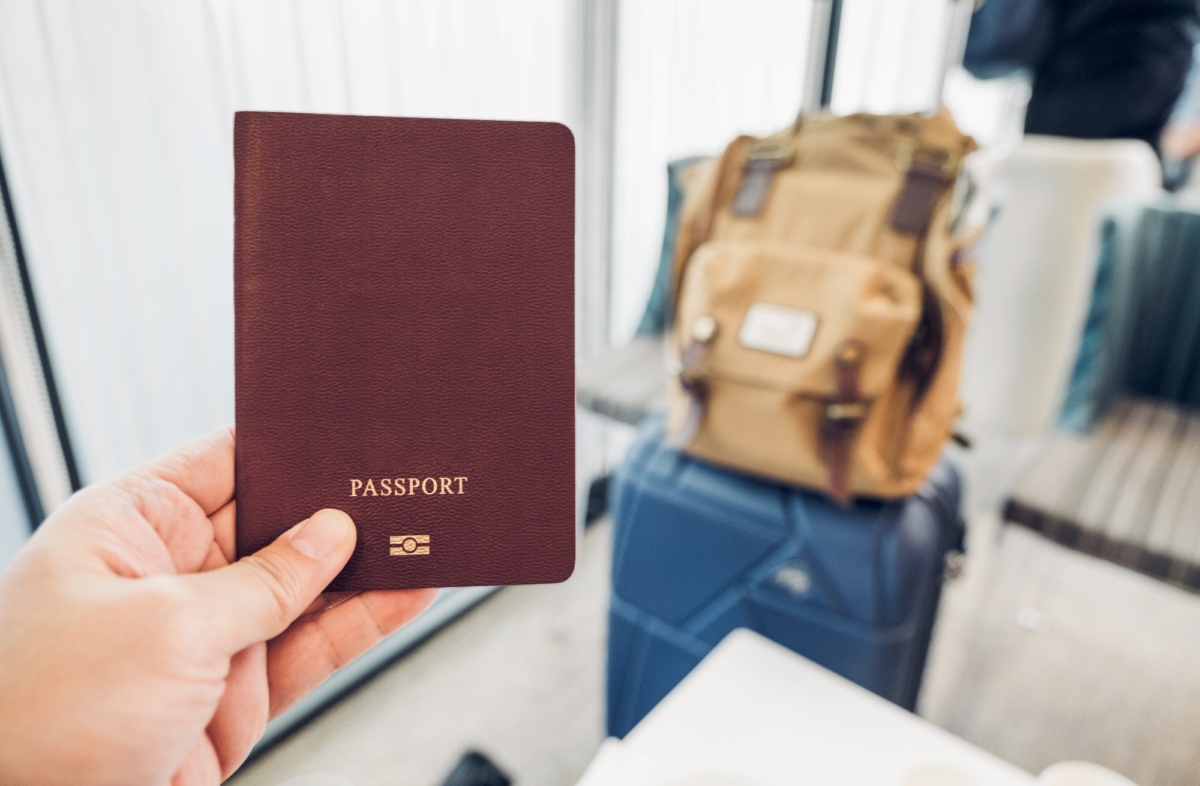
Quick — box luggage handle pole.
[799,0,842,117]
[931,0,976,114]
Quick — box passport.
[234,111,576,591]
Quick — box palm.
[0,429,435,786]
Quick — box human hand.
[1162,120,1200,161]
[0,428,436,786]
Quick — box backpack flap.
[670,239,923,501]
[667,111,977,501]
[675,240,922,398]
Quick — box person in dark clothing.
[966,0,1200,152]
[1025,0,1198,150]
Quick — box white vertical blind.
[0,0,1025,491]
[610,0,813,344]
[832,0,1030,146]
[831,0,953,116]
[0,0,573,483]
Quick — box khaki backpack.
[666,110,979,502]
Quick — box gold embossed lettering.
[352,476,470,497]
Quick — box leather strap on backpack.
[667,140,749,449]
[821,340,867,505]
[730,140,792,217]
[668,315,718,449]
[890,144,957,409]
[890,145,955,236]
[670,140,745,310]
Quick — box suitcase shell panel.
[606,416,963,737]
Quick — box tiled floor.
[232,439,1200,786]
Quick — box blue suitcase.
[606,416,965,738]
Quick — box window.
[0,0,577,485]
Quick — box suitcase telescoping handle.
[799,0,978,118]
[799,0,842,115]
[933,0,978,114]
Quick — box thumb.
[186,509,356,653]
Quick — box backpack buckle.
[745,140,793,164]
[825,402,868,423]
[731,140,793,217]
[895,143,955,178]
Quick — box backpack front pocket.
[675,240,922,400]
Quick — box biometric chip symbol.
[389,534,430,556]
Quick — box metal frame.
[0,142,80,526]
[573,0,619,358]
[798,0,843,116]
[819,0,843,109]
[0,336,41,526]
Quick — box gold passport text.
[350,477,468,496]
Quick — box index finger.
[138,426,236,516]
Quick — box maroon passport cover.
[234,112,575,591]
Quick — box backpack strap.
[667,315,717,449]
[890,144,959,410]
[665,143,743,452]
[821,340,868,505]
[890,145,956,236]
[670,139,745,310]
[730,139,792,217]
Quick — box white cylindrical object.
[961,136,1162,436]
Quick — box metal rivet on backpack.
[692,315,718,344]
[836,340,864,365]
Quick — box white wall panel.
[0,0,1025,490]
[0,0,571,483]
[609,0,812,344]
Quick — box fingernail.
[290,509,351,560]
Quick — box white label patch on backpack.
[737,303,819,358]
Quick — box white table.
[577,629,1035,786]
